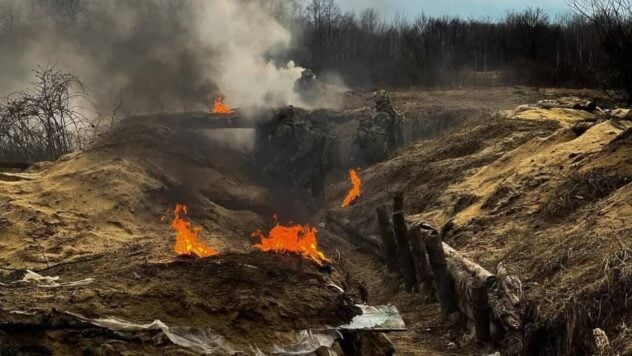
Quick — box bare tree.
[0,65,95,162]
[568,0,632,102]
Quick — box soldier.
[356,90,405,164]
[256,105,337,201]
[294,69,320,105]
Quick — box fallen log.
[423,230,458,315]
[446,260,493,342]
[442,243,497,288]
[444,249,521,336]
[375,206,398,272]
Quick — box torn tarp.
[270,330,340,355]
[0,270,94,288]
[337,305,406,331]
[71,314,238,355]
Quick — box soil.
[2,86,630,355]
[323,88,632,355]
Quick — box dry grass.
[542,169,631,220]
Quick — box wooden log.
[448,259,476,319]
[391,211,417,291]
[393,191,404,212]
[472,280,491,342]
[375,206,398,271]
[408,227,432,292]
[442,243,497,288]
[423,230,458,315]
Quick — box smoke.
[0,0,331,117]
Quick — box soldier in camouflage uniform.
[256,106,337,200]
[294,69,319,106]
[356,90,405,164]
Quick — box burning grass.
[171,204,219,258]
[341,168,362,208]
[211,95,234,115]
[252,218,329,265]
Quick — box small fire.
[211,95,234,114]
[341,169,362,208]
[252,217,329,265]
[171,204,219,258]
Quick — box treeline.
[292,3,601,88]
[290,0,632,103]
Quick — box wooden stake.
[408,227,432,293]
[393,191,404,212]
[424,230,458,315]
[392,211,416,290]
[472,280,491,342]
[375,206,398,271]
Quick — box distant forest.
[1,0,631,102]
[280,0,632,102]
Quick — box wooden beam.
[442,243,497,288]
[423,230,458,315]
[375,206,398,272]
[408,226,432,293]
[472,280,492,342]
[392,211,417,291]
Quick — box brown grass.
[542,169,631,220]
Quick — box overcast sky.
[335,0,571,20]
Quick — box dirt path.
[320,230,493,355]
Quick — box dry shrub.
[542,169,631,219]
[0,65,105,163]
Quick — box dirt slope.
[324,97,632,355]
[0,115,359,354]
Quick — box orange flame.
[211,95,233,114]
[171,204,219,258]
[252,218,329,265]
[341,169,362,208]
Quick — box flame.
[252,218,329,265]
[211,95,234,114]
[171,204,219,258]
[341,169,362,208]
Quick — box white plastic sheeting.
[72,314,239,355]
[0,270,94,288]
[338,305,406,331]
[270,330,340,355]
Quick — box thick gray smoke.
[0,0,321,116]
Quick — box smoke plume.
[0,0,316,116]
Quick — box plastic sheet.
[270,330,339,355]
[72,314,238,355]
[0,270,94,288]
[338,305,406,331]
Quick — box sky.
[336,0,571,20]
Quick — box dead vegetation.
[324,91,632,355]
[542,169,631,220]
[0,65,106,163]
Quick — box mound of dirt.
[323,98,632,355]
[0,250,357,353]
[0,113,362,354]
[0,115,271,271]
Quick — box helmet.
[372,90,393,111]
